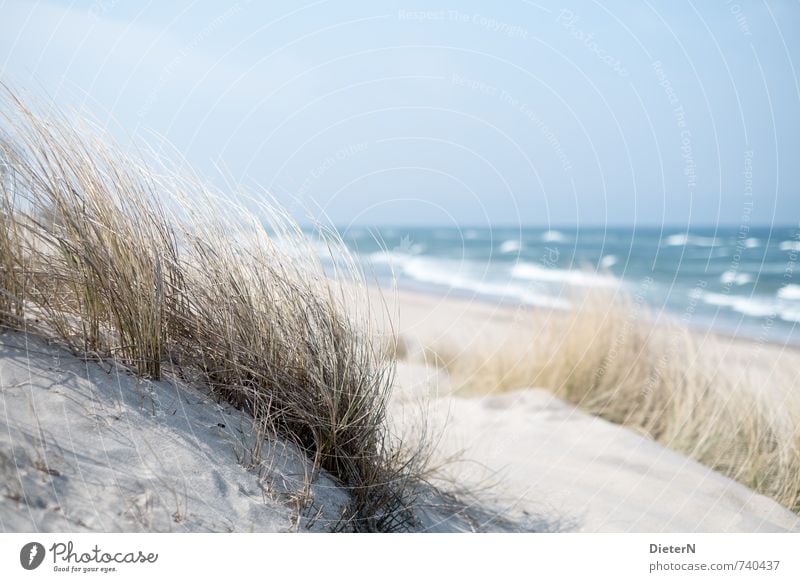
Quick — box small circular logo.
[20,542,46,570]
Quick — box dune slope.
[0,331,353,532]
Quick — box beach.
[383,287,800,532]
[3,284,799,533]
[3,3,800,577]
[1,88,799,535]
[339,225,800,348]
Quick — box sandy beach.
[384,287,800,532]
[3,285,798,532]
[1,86,798,535]
[4,5,800,579]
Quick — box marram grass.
[0,88,429,531]
[427,291,800,513]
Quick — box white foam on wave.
[778,284,800,301]
[702,289,800,323]
[720,270,753,286]
[600,255,618,268]
[744,238,761,248]
[366,252,569,308]
[498,239,522,254]
[779,240,800,252]
[701,293,776,318]
[405,259,569,308]
[542,230,567,243]
[663,234,690,246]
[663,233,721,247]
[780,307,800,323]
[367,250,414,267]
[511,262,618,287]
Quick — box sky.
[1,0,799,228]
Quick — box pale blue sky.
[2,0,799,227]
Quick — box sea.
[325,225,800,346]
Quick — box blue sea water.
[331,225,800,346]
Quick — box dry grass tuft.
[431,290,800,513]
[0,88,430,531]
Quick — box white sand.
[0,331,349,532]
[2,287,799,532]
[393,366,800,532]
[387,288,800,533]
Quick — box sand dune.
[3,288,799,532]
[0,331,519,533]
[386,288,800,532]
[0,331,349,532]
[393,362,800,532]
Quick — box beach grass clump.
[0,88,428,531]
[433,290,800,513]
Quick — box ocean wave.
[702,291,800,323]
[779,240,800,252]
[720,270,753,286]
[345,229,368,240]
[780,307,800,323]
[778,284,800,301]
[542,230,567,243]
[498,239,522,253]
[709,247,732,258]
[701,293,776,317]
[366,252,569,308]
[662,233,721,247]
[744,238,761,248]
[600,255,618,268]
[511,262,618,287]
[367,250,415,267]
